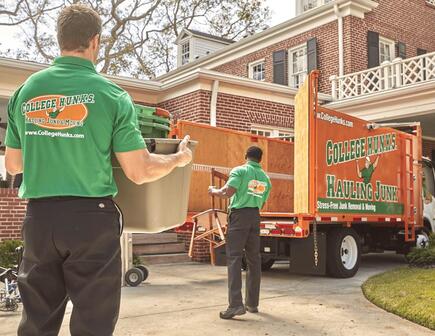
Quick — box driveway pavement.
[1,253,433,336]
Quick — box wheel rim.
[416,232,429,249]
[341,235,358,270]
[129,273,139,282]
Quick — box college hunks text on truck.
[316,110,404,216]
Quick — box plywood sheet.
[294,78,310,213]
[178,121,295,214]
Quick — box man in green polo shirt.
[357,156,379,184]
[4,4,192,335]
[209,146,271,319]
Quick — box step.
[138,253,191,265]
[133,242,186,255]
[132,233,178,245]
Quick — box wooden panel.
[294,78,310,213]
[177,121,295,214]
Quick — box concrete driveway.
[0,253,433,336]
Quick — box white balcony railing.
[330,51,435,100]
[302,0,334,12]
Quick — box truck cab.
[422,157,435,235]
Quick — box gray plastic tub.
[112,139,197,233]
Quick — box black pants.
[226,207,261,308]
[18,197,122,336]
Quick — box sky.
[0,1,296,51]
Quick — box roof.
[185,29,235,44]
[159,0,378,81]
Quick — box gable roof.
[175,28,235,45]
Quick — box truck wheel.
[327,228,361,278]
[136,265,149,281]
[261,257,275,271]
[416,229,430,249]
[125,267,144,287]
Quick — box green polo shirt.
[226,161,271,209]
[5,56,145,199]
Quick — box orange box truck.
[175,71,432,278]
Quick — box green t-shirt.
[226,161,272,210]
[5,56,145,199]
[361,164,375,184]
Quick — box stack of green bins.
[135,104,171,138]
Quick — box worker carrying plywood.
[4,4,192,335]
[209,146,271,319]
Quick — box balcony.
[330,51,435,101]
[301,0,335,12]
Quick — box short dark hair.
[57,4,102,51]
[246,146,263,162]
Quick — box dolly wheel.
[125,268,144,287]
[136,265,149,281]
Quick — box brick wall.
[177,231,211,262]
[0,189,26,242]
[213,21,338,94]
[345,0,435,74]
[216,92,294,131]
[158,90,211,124]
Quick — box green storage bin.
[138,120,170,138]
[135,105,156,118]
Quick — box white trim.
[248,59,266,81]
[379,36,395,63]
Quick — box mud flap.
[289,233,326,275]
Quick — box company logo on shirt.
[248,179,267,198]
[21,94,94,130]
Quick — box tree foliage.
[0,0,270,78]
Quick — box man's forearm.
[138,152,183,184]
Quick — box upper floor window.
[379,37,395,63]
[289,44,307,88]
[251,125,294,142]
[248,60,265,81]
[302,0,334,12]
[181,41,190,65]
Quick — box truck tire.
[326,228,361,278]
[261,257,275,271]
[125,267,144,287]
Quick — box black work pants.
[18,197,122,336]
[226,207,261,308]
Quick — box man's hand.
[176,135,193,167]
[208,186,217,196]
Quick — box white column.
[210,80,219,127]
[334,4,344,77]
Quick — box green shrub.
[133,254,142,266]
[407,233,435,267]
[0,240,23,268]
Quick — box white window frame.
[379,36,395,63]
[288,44,308,89]
[248,59,266,81]
[251,125,294,141]
[181,40,190,65]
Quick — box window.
[251,126,294,142]
[379,37,395,63]
[248,60,265,81]
[302,0,334,12]
[289,44,307,88]
[181,41,190,65]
